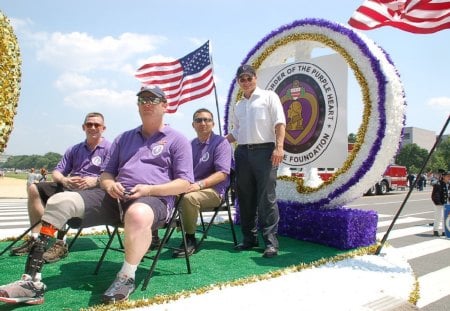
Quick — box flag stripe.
[135,41,214,113]
[348,0,450,34]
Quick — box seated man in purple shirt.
[0,85,194,305]
[11,112,111,263]
[172,108,232,258]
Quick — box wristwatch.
[197,180,205,190]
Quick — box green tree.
[431,136,450,171]
[0,153,62,170]
[396,143,429,174]
[44,152,62,170]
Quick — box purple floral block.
[277,200,378,250]
[234,199,378,250]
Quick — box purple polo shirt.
[103,125,194,209]
[191,132,232,198]
[55,138,111,177]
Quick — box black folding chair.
[196,175,237,251]
[0,218,88,256]
[93,194,191,291]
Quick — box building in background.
[402,127,436,152]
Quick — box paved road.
[0,191,448,310]
[347,188,450,311]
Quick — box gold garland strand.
[0,11,21,153]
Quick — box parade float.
[225,18,406,250]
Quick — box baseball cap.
[136,85,166,99]
[236,64,256,77]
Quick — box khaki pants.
[179,189,222,234]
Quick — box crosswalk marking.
[397,239,450,260]
[378,216,430,228]
[377,225,431,240]
[416,266,450,308]
[0,199,33,238]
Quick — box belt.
[239,142,275,149]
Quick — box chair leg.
[141,207,192,290]
[199,211,206,232]
[196,209,220,250]
[0,221,41,256]
[227,203,238,246]
[178,210,192,274]
[94,226,119,275]
[67,227,83,251]
[142,211,177,290]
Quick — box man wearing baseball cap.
[226,64,286,258]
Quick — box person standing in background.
[39,168,48,182]
[431,171,450,236]
[226,64,286,258]
[26,168,40,191]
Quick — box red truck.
[365,164,408,195]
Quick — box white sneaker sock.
[118,260,137,280]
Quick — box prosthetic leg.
[24,222,58,282]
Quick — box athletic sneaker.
[102,275,135,304]
[43,240,68,263]
[0,274,46,305]
[10,236,36,256]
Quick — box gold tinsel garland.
[0,11,21,153]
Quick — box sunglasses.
[194,118,213,124]
[84,122,103,129]
[138,97,162,105]
[239,76,253,83]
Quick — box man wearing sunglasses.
[0,85,194,305]
[226,64,286,258]
[171,108,232,258]
[10,112,111,264]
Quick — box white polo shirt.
[230,87,286,145]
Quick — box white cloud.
[8,17,32,31]
[135,54,175,69]
[54,72,93,91]
[426,97,450,111]
[36,32,167,72]
[187,37,208,46]
[63,88,135,109]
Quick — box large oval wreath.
[224,18,406,209]
[0,11,21,154]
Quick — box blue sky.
[2,0,449,155]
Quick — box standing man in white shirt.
[226,64,286,258]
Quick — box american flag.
[135,41,214,113]
[348,0,450,34]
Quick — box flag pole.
[375,115,450,255]
[208,40,223,136]
[213,85,222,136]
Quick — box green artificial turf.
[0,226,350,310]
